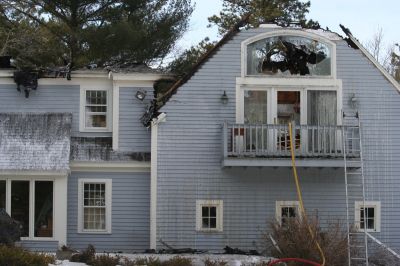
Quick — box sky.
[178,0,399,52]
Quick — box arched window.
[246,35,332,76]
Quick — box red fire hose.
[268,258,321,266]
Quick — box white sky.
[178,0,399,52]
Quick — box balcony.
[222,123,360,168]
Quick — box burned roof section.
[70,137,150,162]
[0,113,72,172]
[156,14,251,110]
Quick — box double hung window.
[78,179,112,234]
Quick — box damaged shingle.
[70,137,150,162]
[0,113,72,172]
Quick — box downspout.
[150,112,166,250]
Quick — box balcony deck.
[222,123,361,168]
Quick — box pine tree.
[0,0,193,69]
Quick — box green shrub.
[0,245,54,266]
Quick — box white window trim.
[196,200,223,232]
[235,79,343,126]
[355,201,381,232]
[0,177,56,241]
[79,86,113,133]
[78,178,112,234]
[275,201,301,225]
[241,30,337,79]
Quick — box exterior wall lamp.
[350,93,358,109]
[135,90,147,101]
[220,90,229,105]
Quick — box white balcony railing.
[222,123,360,159]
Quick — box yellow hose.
[288,123,326,266]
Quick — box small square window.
[80,88,112,132]
[196,200,223,232]
[276,201,300,225]
[355,201,381,232]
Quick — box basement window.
[276,201,300,225]
[355,201,381,232]
[80,88,112,132]
[196,200,223,232]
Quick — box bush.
[204,258,228,266]
[265,216,348,266]
[0,245,54,266]
[121,256,193,266]
[70,244,119,266]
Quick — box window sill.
[78,230,112,235]
[20,237,55,241]
[196,229,223,233]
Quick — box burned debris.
[261,39,327,75]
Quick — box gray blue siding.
[119,87,153,152]
[67,171,150,252]
[156,27,400,253]
[0,84,110,137]
[17,240,59,252]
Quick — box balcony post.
[222,122,228,159]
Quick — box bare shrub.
[265,216,348,266]
[204,257,228,266]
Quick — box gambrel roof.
[0,113,71,172]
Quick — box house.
[0,67,168,252]
[151,23,400,260]
[0,22,399,261]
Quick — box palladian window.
[247,36,331,76]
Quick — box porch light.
[220,90,229,105]
[135,90,147,101]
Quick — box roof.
[339,24,400,94]
[156,23,399,112]
[70,137,150,162]
[0,113,72,172]
[157,14,251,107]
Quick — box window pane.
[11,181,30,237]
[247,36,331,76]
[210,206,217,217]
[202,218,209,229]
[0,180,5,210]
[277,91,300,125]
[86,106,107,113]
[86,114,107,128]
[244,90,268,123]
[84,207,106,230]
[202,206,209,218]
[209,218,217,228]
[35,181,53,237]
[86,91,107,105]
[307,91,337,125]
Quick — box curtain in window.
[307,91,337,125]
[244,90,268,124]
[307,91,337,153]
